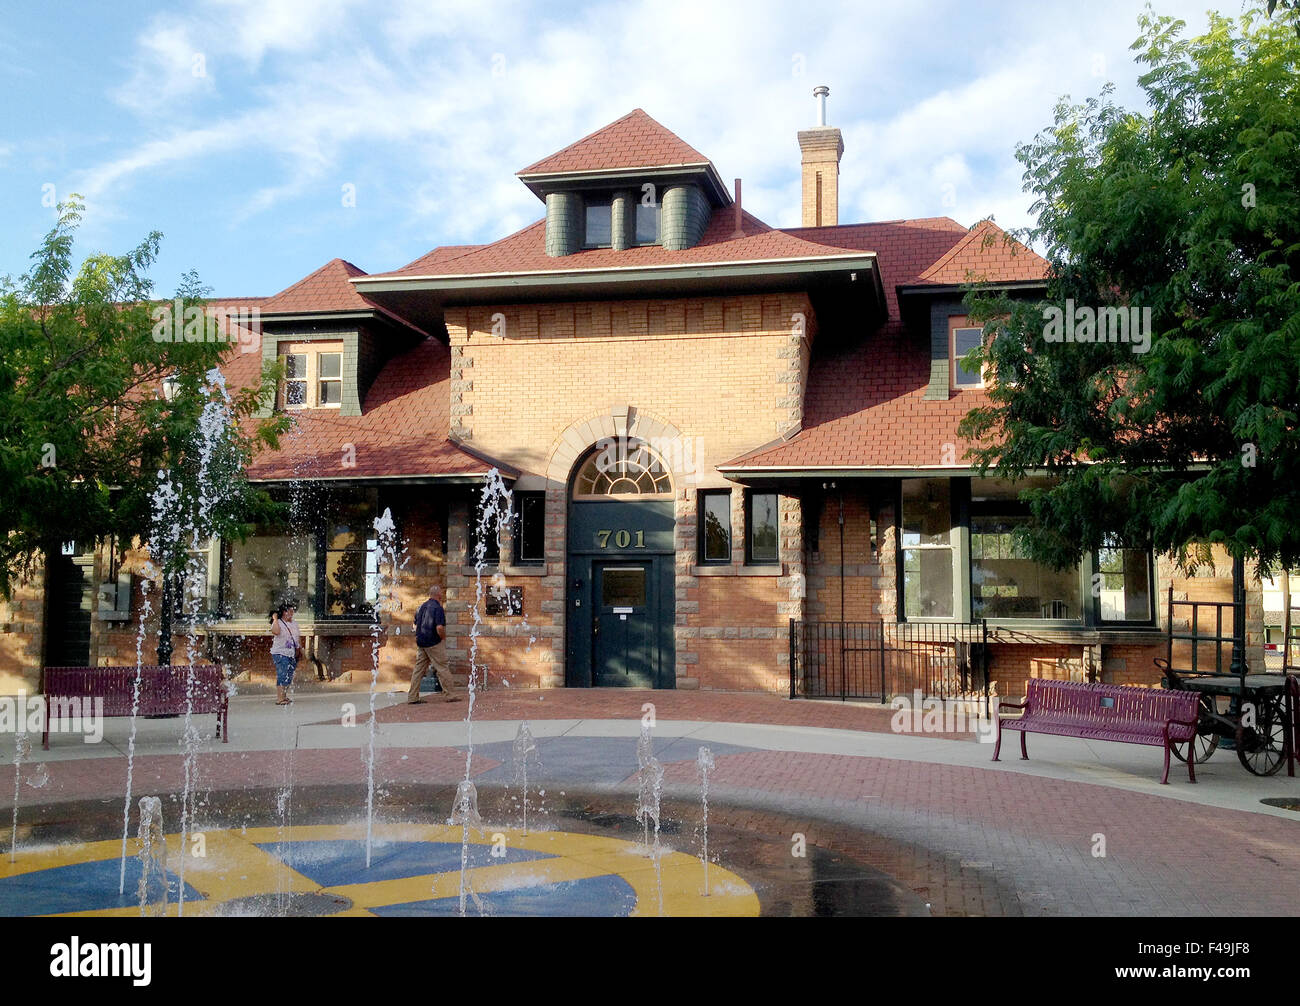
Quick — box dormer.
[254,258,427,418]
[515,109,732,256]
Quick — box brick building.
[0,101,1263,698]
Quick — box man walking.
[409,584,461,704]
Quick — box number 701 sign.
[596,529,645,549]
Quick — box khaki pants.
[409,641,457,702]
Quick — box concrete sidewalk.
[4,689,1296,819]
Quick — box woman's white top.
[270,617,301,657]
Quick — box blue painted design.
[254,840,554,888]
[470,736,755,785]
[0,859,201,916]
[371,874,637,917]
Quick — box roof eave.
[249,472,514,487]
[259,307,431,339]
[354,253,879,292]
[897,279,1048,296]
[516,162,732,205]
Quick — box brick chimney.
[797,85,843,227]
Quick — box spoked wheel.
[1170,693,1220,764]
[1236,693,1288,777]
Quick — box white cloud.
[86,0,1222,260]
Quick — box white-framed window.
[901,478,955,618]
[950,317,986,390]
[173,537,222,618]
[280,341,344,410]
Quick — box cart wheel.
[1237,693,1287,777]
[1171,693,1220,763]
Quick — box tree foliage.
[0,198,290,593]
[959,7,1300,576]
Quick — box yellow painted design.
[1,822,760,918]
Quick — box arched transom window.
[572,440,674,500]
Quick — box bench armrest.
[1162,713,1199,744]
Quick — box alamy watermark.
[890,689,997,743]
[1,693,104,743]
[1042,299,1152,354]
[151,299,262,354]
[592,434,705,485]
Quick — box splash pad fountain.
[0,457,926,918]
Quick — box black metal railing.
[789,618,990,715]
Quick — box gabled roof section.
[913,219,1048,286]
[719,219,1048,475]
[783,217,969,316]
[260,257,429,336]
[518,109,711,176]
[719,323,989,474]
[260,258,374,315]
[221,337,515,481]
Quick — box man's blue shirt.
[415,598,446,647]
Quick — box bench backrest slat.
[43,666,226,716]
[1025,678,1197,723]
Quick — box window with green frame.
[222,489,380,620]
[901,478,954,618]
[969,479,1082,621]
[1095,536,1153,623]
[899,477,1155,625]
[698,490,731,564]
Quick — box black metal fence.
[789,619,990,715]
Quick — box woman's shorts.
[272,653,296,687]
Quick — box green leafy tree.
[959,7,1300,579]
[0,198,290,595]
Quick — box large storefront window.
[970,478,1081,620]
[323,497,379,616]
[224,490,379,619]
[899,478,1155,625]
[226,532,315,619]
[971,515,1082,620]
[901,478,954,618]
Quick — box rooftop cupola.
[516,109,732,257]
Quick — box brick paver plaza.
[3,686,1297,916]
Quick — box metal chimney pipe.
[813,85,829,126]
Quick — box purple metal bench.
[992,679,1200,784]
[42,665,229,750]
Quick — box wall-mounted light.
[161,373,181,402]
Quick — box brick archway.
[543,405,690,487]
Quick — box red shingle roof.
[723,220,1047,472]
[721,325,991,470]
[391,244,483,275]
[260,258,375,315]
[221,336,500,481]
[916,219,1048,285]
[517,109,711,175]
[373,209,869,280]
[783,217,970,316]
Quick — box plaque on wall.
[485,586,523,616]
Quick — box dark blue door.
[592,562,654,687]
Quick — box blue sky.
[0,0,1240,299]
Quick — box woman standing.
[270,603,302,705]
